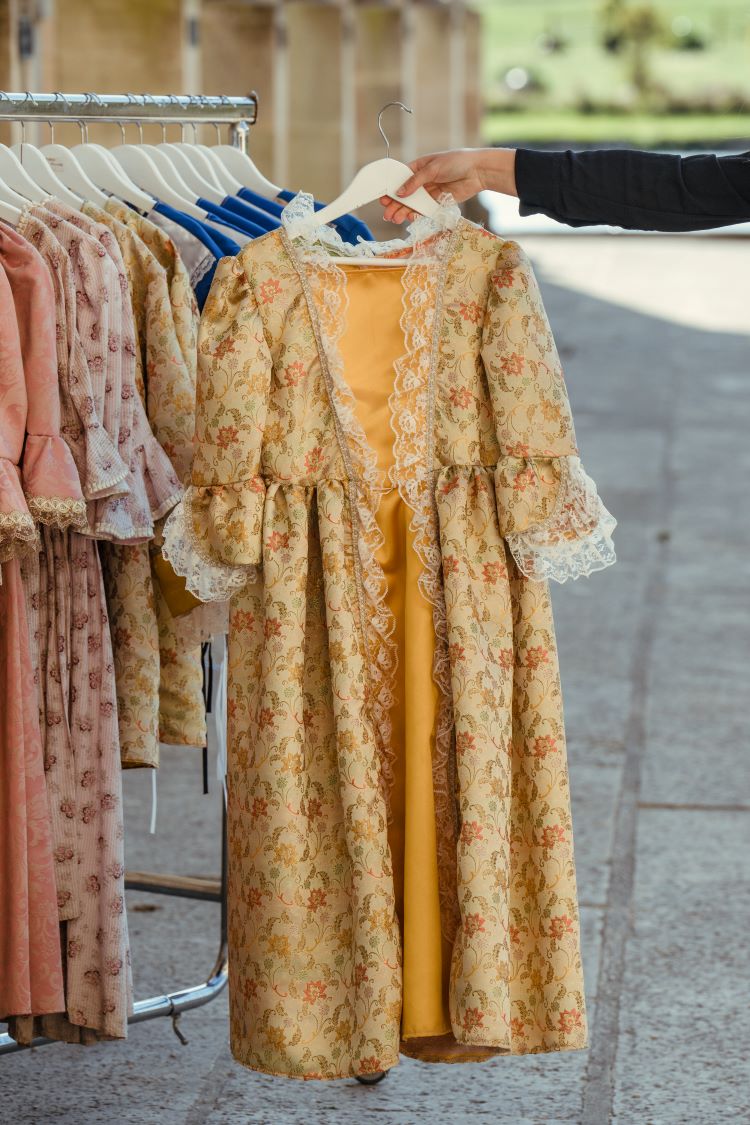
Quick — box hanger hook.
[52,91,72,146]
[377,100,412,160]
[79,91,98,144]
[166,94,180,143]
[87,90,104,141]
[18,92,33,154]
[125,95,144,145]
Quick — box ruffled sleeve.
[482,241,616,583]
[3,223,87,529]
[163,254,273,602]
[493,455,616,583]
[0,460,38,567]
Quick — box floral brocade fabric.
[91,201,205,765]
[164,195,616,1079]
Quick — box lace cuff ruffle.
[22,436,87,530]
[0,458,39,566]
[162,495,260,603]
[495,455,616,584]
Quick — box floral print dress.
[5,211,132,1045]
[163,193,616,1079]
[0,249,66,1023]
[90,200,205,766]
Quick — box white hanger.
[170,141,231,193]
[0,143,49,202]
[312,104,443,266]
[72,143,154,211]
[314,156,440,227]
[0,164,38,211]
[209,143,281,197]
[142,144,201,203]
[11,141,82,207]
[188,144,243,194]
[155,143,225,202]
[109,142,248,239]
[109,143,207,219]
[0,198,22,222]
[41,142,108,204]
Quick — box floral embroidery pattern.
[163,206,616,1078]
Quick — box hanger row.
[0,92,449,264]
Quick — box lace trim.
[280,189,464,941]
[162,497,258,603]
[388,239,463,944]
[27,496,88,531]
[505,456,617,583]
[280,189,462,260]
[0,511,40,565]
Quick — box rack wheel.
[355,1070,389,1085]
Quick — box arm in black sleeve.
[514,147,750,232]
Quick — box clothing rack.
[0,90,257,148]
[0,89,250,1058]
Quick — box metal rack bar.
[0,91,258,149]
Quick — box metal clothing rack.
[0,90,257,147]
[0,90,259,1058]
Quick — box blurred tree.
[599,1,665,97]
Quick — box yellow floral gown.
[163,192,616,1079]
[85,201,206,767]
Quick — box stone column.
[201,0,284,182]
[285,0,351,199]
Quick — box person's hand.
[379,148,487,224]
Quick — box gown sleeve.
[481,240,616,583]
[162,253,273,602]
[18,242,86,529]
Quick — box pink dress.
[44,201,182,543]
[15,211,129,502]
[0,256,65,1021]
[4,216,133,1044]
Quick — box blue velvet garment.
[149,201,241,309]
[237,187,284,219]
[275,189,375,245]
[198,198,267,238]
[220,194,279,232]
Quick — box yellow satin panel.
[338,264,452,1041]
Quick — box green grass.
[484,109,750,146]
[476,0,750,146]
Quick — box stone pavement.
[3,235,749,1125]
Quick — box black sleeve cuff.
[514,148,564,217]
